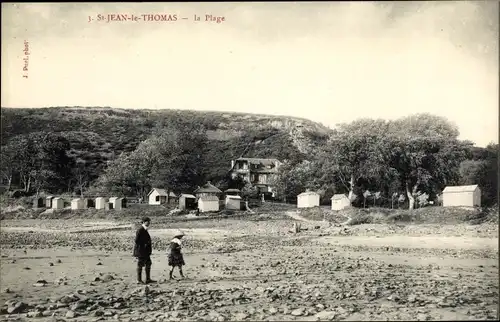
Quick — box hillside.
[0,107,332,191]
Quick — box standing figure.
[133,217,156,284]
[168,230,185,280]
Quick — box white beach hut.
[52,197,64,209]
[225,195,242,211]
[95,197,108,210]
[442,185,481,208]
[109,197,124,210]
[71,198,85,210]
[331,194,351,210]
[297,191,320,208]
[198,195,220,213]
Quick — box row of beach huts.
[36,196,128,210]
[35,194,234,213]
[35,189,350,213]
[295,184,482,209]
[35,182,246,213]
[148,182,244,212]
[147,182,354,211]
[35,183,482,212]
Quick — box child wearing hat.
[168,229,185,280]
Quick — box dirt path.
[285,211,328,224]
[285,211,351,226]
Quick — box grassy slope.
[0,107,331,187]
[298,205,499,225]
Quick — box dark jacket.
[133,226,152,258]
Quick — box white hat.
[174,229,185,237]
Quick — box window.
[155,196,159,202]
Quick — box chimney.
[231,160,235,169]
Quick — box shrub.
[299,207,325,221]
[347,214,373,225]
[387,212,413,222]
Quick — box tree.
[268,160,292,202]
[388,113,460,139]
[30,169,56,197]
[320,119,389,201]
[461,143,498,206]
[33,132,74,194]
[383,114,475,209]
[73,161,90,197]
[373,191,382,207]
[270,160,321,203]
[415,192,430,208]
[241,183,259,199]
[482,143,498,206]
[387,136,470,210]
[363,190,371,208]
[459,160,487,185]
[1,132,73,195]
[149,126,207,193]
[391,192,398,209]
[97,125,208,197]
[227,174,246,191]
[0,143,17,191]
[398,194,406,208]
[4,135,35,192]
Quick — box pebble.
[27,310,43,318]
[268,307,278,314]
[71,301,86,311]
[66,310,77,318]
[33,279,48,287]
[291,308,305,316]
[315,310,336,321]
[102,275,115,282]
[233,312,248,320]
[7,301,27,314]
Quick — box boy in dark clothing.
[133,217,155,284]
[168,230,185,280]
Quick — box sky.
[1,1,498,147]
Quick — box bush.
[342,206,491,226]
[219,209,235,216]
[8,190,31,198]
[256,202,295,213]
[347,214,373,225]
[298,207,324,221]
[387,212,413,222]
